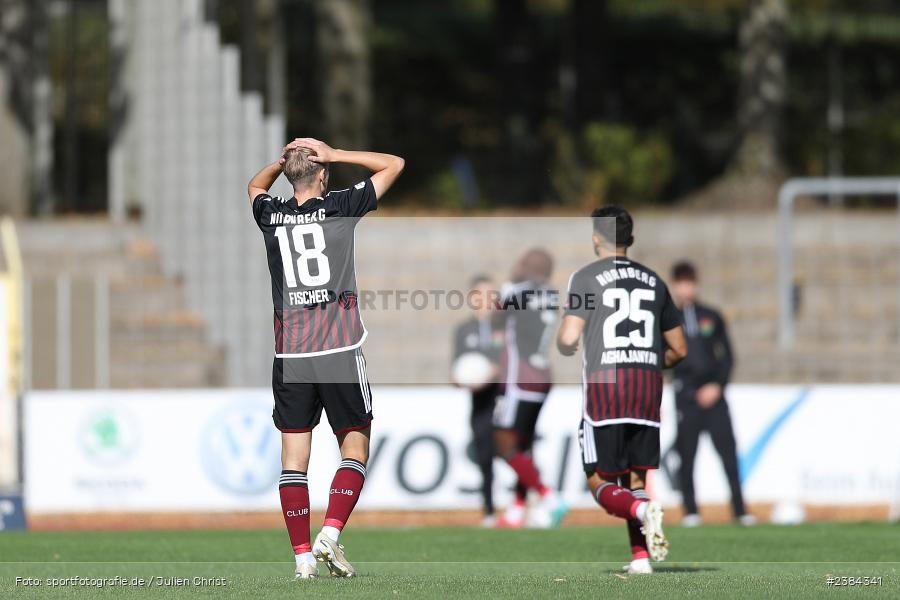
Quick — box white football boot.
[497,501,527,529]
[479,514,498,528]
[623,558,653,574]
[641,501,669,562]
[738,514,758,527]
[681,513,703,528]
[526,491,570,529]
[313,531,355,577]
[294,561,319,580]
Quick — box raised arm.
[247,141,300,201]
[247,162,282,202]
[296,138,405,199]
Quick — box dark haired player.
[248,138,404,579]
[557,207,687,574]
[493,248,568,528]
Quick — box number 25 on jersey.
[602,288,655,349]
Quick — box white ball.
[770,501,807,525]
[452,352,495,389]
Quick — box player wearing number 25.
[247,139,404,580]
[556,207,687,574]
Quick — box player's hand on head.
[279,139,305,165]
[295,138,336,164]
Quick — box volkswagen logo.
[200,400,281,495]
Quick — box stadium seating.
[19,220,222,388]
[17,210,900,387]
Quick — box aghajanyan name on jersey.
[600,349,659,366]
[269,208,327,225]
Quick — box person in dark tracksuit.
[669,261,754,527]
[452,275,503,527]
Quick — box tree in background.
[675,0,788,208]
[238,0,263,95]
[215,0,286,115]
[0,0,53,215]
[313,0,371,154]
[268,0,900,208]
[549,0,677,208]
[571,0,610,126]
[731,0,788,179]
[493,0,542,204]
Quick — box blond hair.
[283,147,328,190]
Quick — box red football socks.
[627,519,650,560]
[594,483,646,521]
[279,470,311,554]
[507,452,548,495]
[627,487,650,560]
[323,459,367,530]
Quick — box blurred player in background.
[452,275,503,526]
[493,248,568,528]
[557,207,687,574]
[247,138,404,579]
[669,261,753,527]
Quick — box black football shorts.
[492,385,550,437]
[272,349,372,435]
[579,421,660,478]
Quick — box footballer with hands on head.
[248,138,403,580]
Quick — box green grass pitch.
[1,523,898,598]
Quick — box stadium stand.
[19,221,223,388]
[15,211,900,387]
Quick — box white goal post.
[778,178,900,522]
[777,177,900,349]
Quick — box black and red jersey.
[252,179,376,357]
[496,281,558,396]
[565,256,681,426]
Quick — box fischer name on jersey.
[253,179,376,357]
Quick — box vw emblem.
[200,400,281,495]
